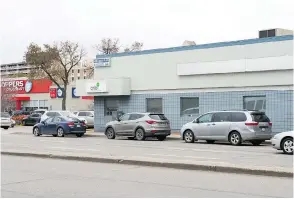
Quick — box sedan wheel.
[184,130,194,143]
[229,132,242,146]
[282,138,293,155]
[106,128,115,139]
[33,128,40,136]
[57,128,65,137]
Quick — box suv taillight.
[81,122,86,126]
[245,122,259,126]
[67,122,75,127]
[146,120,156,124]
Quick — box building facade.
[76,34,293,133]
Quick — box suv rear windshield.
[251,113,270,122]
[1,112,10,118]
[149,114,167,120]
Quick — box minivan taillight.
[268,122,272,126]
[67,122,75,127]
[146,120,156,124]
[245,122,259,126]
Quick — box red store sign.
[1,79,52,94]
[50,88,57,98]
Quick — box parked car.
[1,112,12,129]
[22,113,42,126]
[74,111,94,128]
[271,131,293,155]
[181,110,272,146]
[11,110,31,124]
[33,116,86,137]
[33,109,47,115]
[105,112,171,141]
[40,110,86,123]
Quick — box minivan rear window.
[149,114,167,120]
[251,113,270,122]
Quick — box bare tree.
[95,38,120,54]
[0,85,17,112]
[124,41,143,52]
[25,41,86,110]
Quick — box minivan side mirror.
[193,119,199,123]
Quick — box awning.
[11,96,30,101]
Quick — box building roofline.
[95,35,293,59]
[0,61,26,67]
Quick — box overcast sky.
[0,0,293,64]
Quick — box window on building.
[180,97,199,116]
[72,70,74,73]
[78,77,80,80]
[72,77,74,82]
[84,76,86,79]
[146,98,162,113]
[77,69,80,73]
[243,96,266,111]
[104,98,119,116]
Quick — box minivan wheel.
[135,128,145,141]
[250,140,264,146]
[106,127,115,139]
[184,130,195,143]
[229,131,242,146]
[206,140,215,144]
[281,137,293,155]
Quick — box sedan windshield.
[1,112,10,118]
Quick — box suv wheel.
[229,131,242,146]
[106,127,115,139]
[250,140,264,146]
[281,137,293,155]
[184,130,195,143]
[135,128,145,141]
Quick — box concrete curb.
[2,151,292,178]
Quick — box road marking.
[49,147,101,152]
[148,153,219,160]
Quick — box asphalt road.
[1,155,293,198]
[1,126,293,172]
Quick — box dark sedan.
[32,116,86,137]
[22,113,42,126]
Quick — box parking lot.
[1,126,293,173]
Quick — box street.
[1,126,293,173]
[1,155,293,198]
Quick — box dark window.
[180,97,199,116]
[197,113,213,123]
[243,96,266,112]
[251,113,270,122]
[146,98,162,113]
[149,114,167,120]
[72,77,74,82]
[259,30,267,38]
[212,112,231,122]
[78,77,80,80]
[119,114,130,121]
[77,69,80,73]
[84,76,86,79]
[72,70,74,73]
[104,98,119,116]
[268,29,276,37]
[231,112,247,122]
[78,112,87,116]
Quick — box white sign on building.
[94,58,111,67]
[86,81,107,93]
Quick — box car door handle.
[211,123,216,125]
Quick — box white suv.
[40,111,86,123]
[74,111,94,128]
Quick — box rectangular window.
[104,98,119,116]
[77,69,80,73]
[146,98,162,113]
[72,77,74,82]
[72,70,74,73]
[78,77,80,80]
[243,96,266,112]
[180,97,199,116]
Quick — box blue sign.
[94,58,111,67]
[72,87,79,98]
[57,88,64,98]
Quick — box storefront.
[64,35,294,133]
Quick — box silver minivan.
[105,112,171,141]
[180,110,272,146]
